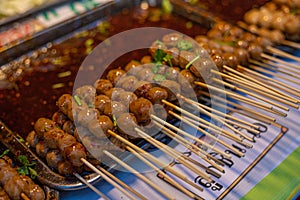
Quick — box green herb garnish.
[153,74,166,82]
[163,54,173,67]
[0,149,10,158]
[152,64,161,74]
[185,50,200,69]
[162,0,173,14]
[74,95,82,106]
[176,40,193,51]
[154,49,167,63]
[112,115,117,127]
[214,40,236,47]
[17,155,37,179]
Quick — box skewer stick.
[195,81,287,117]
[137,127,223,174]
[266,46,300,63]
[223,65,299,103]
[73,173,110,200]
[178,94,259,129]
[238,66,300,99]
[213,77,293,110]
[199,91,276,122]
[178,94,260,132]
[107,130,204,192]
[153,120,228,169]
[126,146,204,200]
[20,193,30,200]
[281,40,300,49]
[250,58,300,76]
[135,128,213,180]
[218,70,299,105]
[98,167,147,200]
[161,100,244,142]
[151,114,245,157]
[103,150,176,200]
[261,53,300,70]
[81,158,136,200]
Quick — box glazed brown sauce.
[0,7,207,137]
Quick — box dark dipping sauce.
[0,6,207,137]
[0,0,269,138]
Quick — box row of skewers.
[2,0,300,199]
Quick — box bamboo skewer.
[195,81,287,117]
[243,68,300,99]
[20,193,30,200]
[178,94,260,133]
[218,70,299,106]
[223,65,299,103]
[152,119,230,159]
[281,40,300,49]
[151,114,245,157]
[125,146,203,200]
[107,130,204,192]
[199,94,278,126]
[135,128,213,180]
[81,158,137,200]
[161,100,244,142]
[179,94,259,129]
[73,173,110,200]
[98,167,147,200]
[261,53,300,70]
[266,46,300,63]
[238,66,300,98]
[153,120,227,169]
[136,127,224,174]
[103,151,176,200]
[250,59,300,76]
[213,77,294,110]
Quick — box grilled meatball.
[35,141,49,158]
[124,60,141,73]
[43,128,64,149]
[133,81,153,97]
[145,87,168,104]
[160,80,181,101]
[26,131,39,148]
[116,113,138,137]
[34,118,56,138]
[20,176,45,200]
[88,115,113,138]
[57,134,77,152]
[56,94,73,120]
[52,111,68,127]
[94,79,113,95]
[178,51,197,69]
[0,166,18,186]
[77,108,99,127]
[0,186,9,200]
[64,143,86,167]
[75,85,96,105]
[103,101,126,118]
[57,161,74,176]
[116,75,138,91]
[117,91,138,106]
[178,69,196,89]
[62,121,75,135]
[165,67,180,80]
[136,67,155,82]
[129,97,153,123]
[104,87,125,100]
[94,95,111,113]
[4,175,27,200]
[46,150,63,169]
[106,69,126,85]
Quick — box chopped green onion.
[29,167,38,179]
[185,55,200,69]
[153,74,166,82]
[52,83,65,89]
[0,149,10,158]
[162,0,173,14]
[186,21,193,29]
[176,40,193,51]
[112,115,117,127]
[74,95,82,106]
[57,71,71,78]
[163,54,173,67]
[154,49,167,63]
[17,166,29,176]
